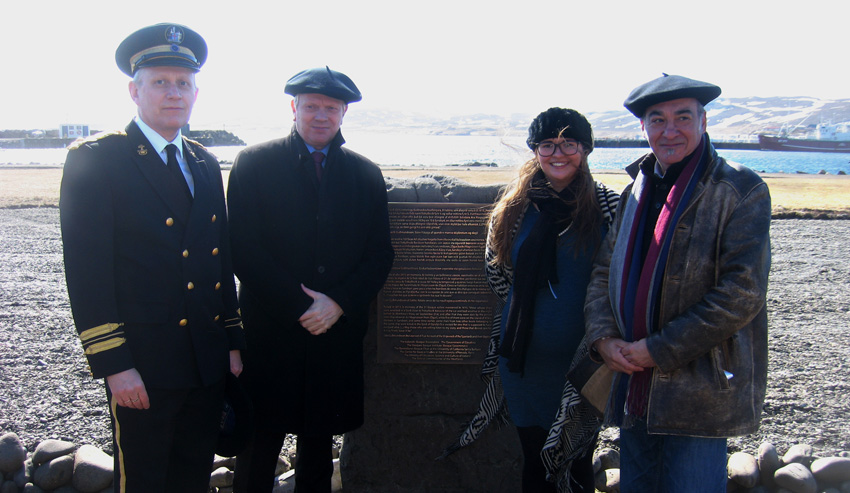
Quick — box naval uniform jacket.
[227,128,394,435]
[60,120,245,389]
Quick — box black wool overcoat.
[227,128,394,435]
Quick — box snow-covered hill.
[346,97,850,141]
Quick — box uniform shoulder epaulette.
[184,137,207,150]
[67,130,127,150]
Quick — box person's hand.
[594,338,645,375]
[106,369,150,409]
[298,284,343,335]
[621,339,657,368]
[229,350,243,377]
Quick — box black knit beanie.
[526,107,594,153]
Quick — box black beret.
[527,107,594,153]
[285,66,362,104]
[115,23,207,76]
[216,373,253,457]
[624,74,721,118]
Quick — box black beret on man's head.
[116,23,207,76]
[624,74,721,118]
[285,66,362,104]
[527,107,594,153]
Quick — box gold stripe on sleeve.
[80,322,125,343]
[84,338,127,356]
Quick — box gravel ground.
[0,208,848,458]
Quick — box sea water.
[2,132,849,174]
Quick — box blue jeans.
[620,419,727,493]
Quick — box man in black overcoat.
[60,23,245,492]
[228,67,394,493]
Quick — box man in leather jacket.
[584,74,771,492]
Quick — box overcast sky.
[2,0,845,132]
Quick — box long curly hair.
[487,146,602,267]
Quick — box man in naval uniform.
[60,23,245,492]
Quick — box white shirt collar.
[134,116,183,158]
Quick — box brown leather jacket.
[585,140,771,437]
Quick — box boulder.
[32,440,75,467]
[594,448,620,472]
[727,451,759,488]
[1,479,20,493]
[213,455,237,471]
[596,468,620,493]
[32,454,74,491]
[0,433,27,474]
[774,462,817,493]
[782,444,815,467]
[209,466,234,488]
[22,484,46,493]
[811,457,850,484]
[13,458,33,488]
[758,442,781,489]
[72,444,113,492]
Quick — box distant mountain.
[345,97,850,141]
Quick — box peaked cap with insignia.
[115,23,207,76]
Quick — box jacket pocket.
[711,345,732,391]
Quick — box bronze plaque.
[377,203,498,364]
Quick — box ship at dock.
[758,123,850,153]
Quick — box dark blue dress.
[499,206,606,428]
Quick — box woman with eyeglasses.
[472,108,619,492]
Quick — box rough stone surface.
[0,433,27,474]
[596,468,619,493]
[774,462,817,493]
[783,444,816,468]
[32,454,74,491]
[13,458,33,488]
[811,457,850,484]
[72,444,113,492]
[32,439,75,467]
[594,447,620,472]
[210,467,234,488]
[385,175,503,204]
[758,441,781,489]
[727,451,760,488]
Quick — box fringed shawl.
[440,182,619,493]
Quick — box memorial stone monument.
[339,175,523,492]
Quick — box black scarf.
[500,171,577,374]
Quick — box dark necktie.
[311,151,324,182]
[166,144,192,200]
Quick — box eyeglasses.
[536,141,580,156]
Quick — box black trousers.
[516,425,596,493]
[233,427,333,493]
[107,380,224,493]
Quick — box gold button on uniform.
[166,217,174,227]
[215,282,221,290]
[179,319,188,326]
[214,315,220,322]
[187,282,195,290]
[182,250,189,258]
[211,214,217,223]
[212,248,219,256]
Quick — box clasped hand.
[298,284,343,335]
[596,338,657,375]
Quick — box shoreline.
[1,166,848,218]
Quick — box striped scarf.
[615,136,708,422]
